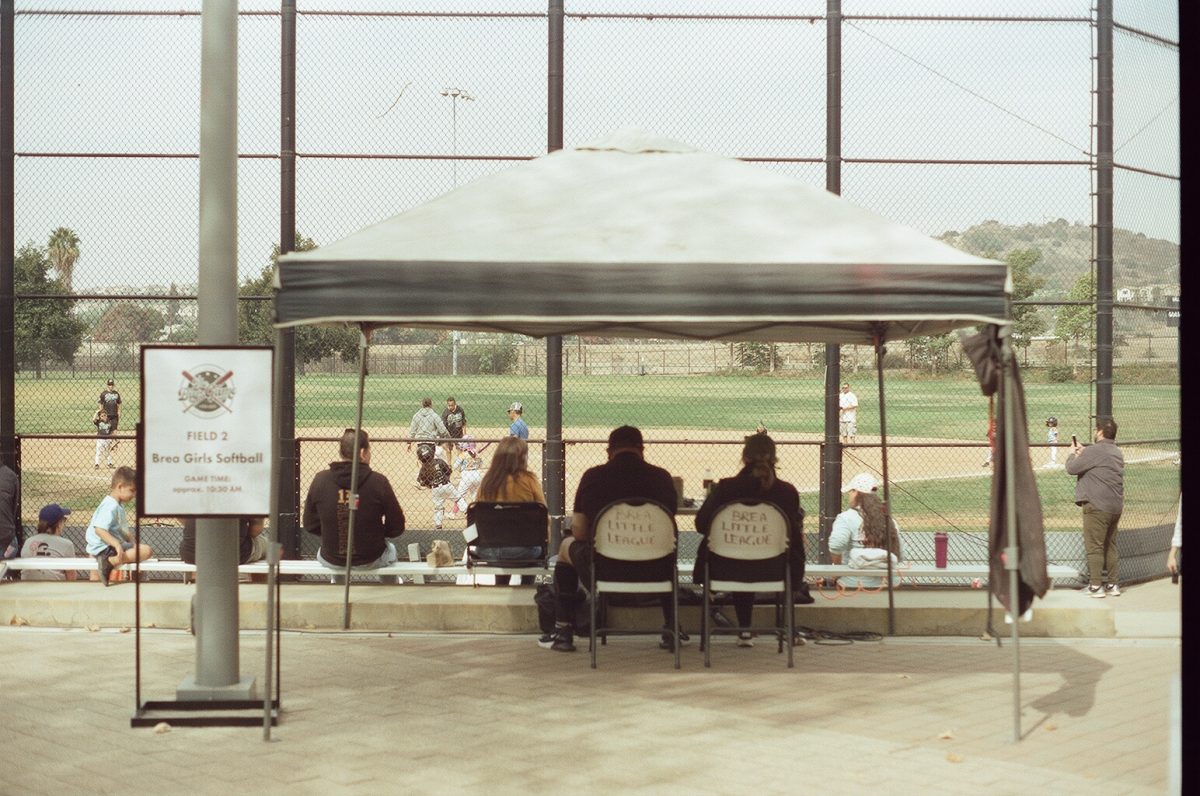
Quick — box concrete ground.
[0,579,1183,794]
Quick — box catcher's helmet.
[416,443,436,462]
[1046,416,1058,427]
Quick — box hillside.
[938,219,1179,299]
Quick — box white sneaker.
[736,632,755,648]
[1087,585,1105,598]
[1104,583,1121,597]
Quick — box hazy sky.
[9,1,1178,291]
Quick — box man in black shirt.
[98,378,122,431]
[546,426,680,653]
[441,396,467,462]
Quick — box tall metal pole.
[999,324,1022,742]
[182,0,254,700]
[341,328,370,630]
[1094,0,1114,423]
[440,87,472,377]
[873,332,895,635]
[0,0,15,471]
[278,0,299,559]
[820,0,843,563]
[544,0,566,537]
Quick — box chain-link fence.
[4,2,1178,584]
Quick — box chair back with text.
[589,499,681,669]
[706,501,790,591]
[702,500,794,668]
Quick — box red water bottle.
[934,532,948,568]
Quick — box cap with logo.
[507,402,522,413]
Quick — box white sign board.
[141,346,274,517]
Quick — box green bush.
[1046,364,1075,383]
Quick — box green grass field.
[13,372,1178,533]
[16,372,1180,443]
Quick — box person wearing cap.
[441,397,468,463]
[407,397,450,457]
[507,402,529,440]
[544,425,680,653]
[98,378,122,432]
[452,437,485,515]
[828,472,902,590]
[21,504,80,581]
[838,382,858,445]
[1044,416,1060,468]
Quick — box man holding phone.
[1065,418,1125,598]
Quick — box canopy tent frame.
[272,131,1040,741]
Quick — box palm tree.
[47,226,81,290]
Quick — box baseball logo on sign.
[178,365,236,418]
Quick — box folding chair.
[699,500,794,668]
[588,499,681,669]
[465,501,550,586]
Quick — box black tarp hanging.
[962,325,1049,616]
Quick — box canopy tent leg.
[341,326,371,630]
[1000,326,1023,742]
[873,328,896,635]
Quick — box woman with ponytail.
[829,475,903,589]
[694,434,806,647]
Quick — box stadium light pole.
[440,87,473,375]
[440,86,474,189]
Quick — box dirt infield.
[15,426,1176,532]
[17,426,987,528]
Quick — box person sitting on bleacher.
[472,436,547,565]
[828,473,902,590]
[179,517,267,566]
[20,504,80,581]
[304,428,405,571]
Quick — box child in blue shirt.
[85,466,153,586]
[1044,416,1060,467]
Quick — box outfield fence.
[3,2,1178,582]
[9,431,1178,587]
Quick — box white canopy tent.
[274,130,1041,741]
[275,129,1009,341]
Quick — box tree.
[904,333,956,374]
[14,242,88,377]
[1054,272,1094,371]
[734,341,781,373]
[47,227,81,291]
[93,303,165,342]
[239,233,360,372]
[1006,247,1048,354]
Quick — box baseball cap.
[507,401,522,413]
[841,472,878,494]
[607,425,644,452]
[39,504,72,525]
[106,378,114,385]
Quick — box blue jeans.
[475,545,544,561]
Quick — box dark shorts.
[108,415,120,431]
